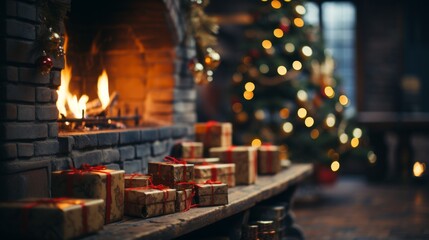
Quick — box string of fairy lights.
[231,0,377,173]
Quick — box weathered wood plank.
[82,164,313,240]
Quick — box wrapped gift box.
[124,174,151,188]
[194,163,236,187]
[170,141,204,159]
[185,157,220,165]
[258,145,281,174]
[0,198,104,240]
[124,187,176,218]
[51,165,125,224]
[195,182,228,206]
[148,160,194,190]
[209,146,258,185]
[195,122,232,153]
[175,189,193,212]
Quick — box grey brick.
[71,150,103,168]
[20,67,50,84]
[2,123,47,140]
[58,136,74,154]
[34,140,59,156]
[6,39,35,64]
[48,122,58,137]
[104,163,121,170]
[6,0,17,17]
[0,103,17,120]
[6,19,36,39]
[52,55,65,69]
[135,143,151,158]
[17,104,35,121]
[119,146,135,161]
[36,87,51,102]
[171,125,188,138]
[16,2,36,21]
[97,132,119,146]
[173,102,195,113]
[119,130,140,145]
[174,112,197,124]
[51,90,58,102]
[102,149,120,164]
[158,126,172,139]
[140,128,159,142]
[2,66,19,82]
[1,143,17,159]
[174,89,196,101]
[148,155,164,163]
[36,105,58,121]
[50,70,61,87]
[17,143,34,157]
[142,157,149,170]
[72,134,97,150]
[123,159,143,174]
[151,140,168,156]
[51,157,72,171]
[4,84,35,102]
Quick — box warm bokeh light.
[292,61,302,70]
[297,90,308,101]
[413,161,425,177]
[236,112,248,122]
[326,113,336,127]
[339,95,349,106]
[293,18,304,27]
[301,46,313,57]
[279,108,290,119]
[335,103,343,112]
[232,102,243,113]
[351,137,359,148]
[277,66,287,75]
[262,40,272,49]
[255,109,265,120]
[324,86,335,98]
[368,151,377,164]
[273,28,284,38]
[243,91,254,100]
[232,73,243,83]
[295,5,306,15]
[305,117,314,127]
[339,133,348,144]
[353,128,362,138]
[285,43,295,53]
[283,122,293,133]
[259,64,269,73]
[331,161,340,172]
[245,82,255,92]
[310,129,319,139]
[271,0,281,9]
[297,108,307,118]
[252,138,262,147]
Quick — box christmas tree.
[230,0,374,175]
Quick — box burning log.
[86,91,119,116]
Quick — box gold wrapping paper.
[195,183,228,206]
[195,122,232,151]
[124,174,151,188]
[194,163,235,178]
[124,201,175,218]
[258,145,281,174]
[0,198,104,240]
[194,174,236,188]
[148,162,194,190]
[209,146,258,185]
[171,141,204,159]
[51,168,125,224]
[175,189,193,212]
[124,188,176,204]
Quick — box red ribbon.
[164,156,188,182]
[125,173,149,188]
[62,164,112,224]
[126,179,170,214]
[200,180,222,206]
[201,161,218,181]
[262,143,273,173]
[189,145,195,158]
[226,146,235,163]
[204,121,218,147]
[22,198,88,235]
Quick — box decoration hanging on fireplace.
[35,0,70,75]
[184,0,221,85]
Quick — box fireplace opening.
[59,0,179,132]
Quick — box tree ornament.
[37,51,53,75]
[189,58,207,84]
[48,29,62,51]
[204,47,220,70]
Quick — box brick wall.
[0,0,197,200]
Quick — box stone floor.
[293,175,429,240]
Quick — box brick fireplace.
[0,0,197,200]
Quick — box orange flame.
[97,69,110,110]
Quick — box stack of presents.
[0,122,285,239]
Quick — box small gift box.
[258,145,281,174]
[51,164,125,224]
[195,121,232,153]
[170,141,204,159]
[175,189,193,212]
[124,186,176,218]
[0,198,104,240]
[148,157,194,190]
[209,146,258,185]
[124,173,151,188]
[194,163,236,187]
[195,181,228,207]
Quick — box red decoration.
[279,23,290,33]
[314,164,337,185]
[37,54,53,75]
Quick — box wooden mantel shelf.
[83,164,313,240]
